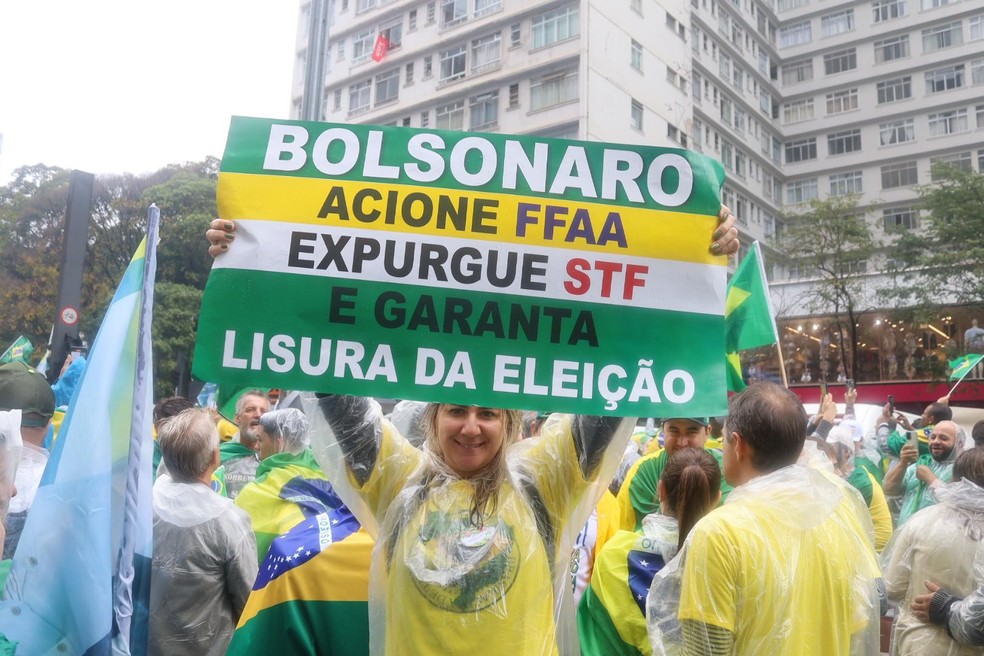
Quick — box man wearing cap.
[616,417,732,531]
[0,362,56,559]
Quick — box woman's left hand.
[713,206,739,256]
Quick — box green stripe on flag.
[228,600,369,656]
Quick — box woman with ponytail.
[578,448,721,656]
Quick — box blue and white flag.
[0,206,159,655]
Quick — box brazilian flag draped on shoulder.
[0,207,160,654]
[725,241,778,391]
[228,482,372,656]
[235,448,334,563]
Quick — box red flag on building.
[371,34,390,62]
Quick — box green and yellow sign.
[193,117,728,416]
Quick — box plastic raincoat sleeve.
[227,509,260,621]
[0,412,22,523]
[944,588,984,646]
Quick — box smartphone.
[846,379,855,391]
[888,395,895,413]
[820,378,828,398]
[907,429,919,451]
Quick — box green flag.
[726,352,746,392]
[0,336,34,365]
[725,241,778,352]
[949,354,984,380]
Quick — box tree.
[779,195,879,381]
[886,165,984,307]
[0,160,217,397]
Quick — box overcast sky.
[0,1,299,184]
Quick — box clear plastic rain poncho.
[307,395,634,655]
[0,411,23,523]
[882,478,984,655]
[647,461,882,656]
[258,407,310,454]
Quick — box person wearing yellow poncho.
[647,384,882,656]
[235,408,331,563]
[308,395,635,656]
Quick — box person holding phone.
[883,421,960,526]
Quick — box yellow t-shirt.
[678,466,881,655]
[865,469,893,552]
[358,415,592,655]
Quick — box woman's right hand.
[206,219,237,257]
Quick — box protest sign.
[193,117,728,416]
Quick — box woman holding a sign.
[206,209,738,654]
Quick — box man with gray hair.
[221,389,269,499]
[150,408,257,655]
[235,408,335,563]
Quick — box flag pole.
[776,342,789,388]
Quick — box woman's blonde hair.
[420,403,524,526]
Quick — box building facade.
[290,0,984,381]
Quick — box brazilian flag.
[724,241,778,391]
[949,354,983,381]
[228,483,372,656]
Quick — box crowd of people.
[3,207,984,655]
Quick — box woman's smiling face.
[436,405,505,478]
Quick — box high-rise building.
[290,0,984,379]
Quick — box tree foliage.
[0,160,218,398]
[885,165,984,307]
[780,195,879,380]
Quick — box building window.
[409,9,418,31]
[827,129,862,155]
[631,0,642,15]
[873,0,906,22]
[631,99,644,131]
[785,137,817,163]
[928,108,969,136]
[821,9,854,37]
[925,65,964,93]
[779,21,812,48]
[441,0,468,28]
[508,83,519,108]
[530,69,578,111]
[349,79,371,114]
[427,1,436,24]
[977,104,984,128]
[405,62,414,84]
[631,39,643,72]
[666,12,686,39]
[692,71,702,100]
[402,117,411,127]
[921,0,950,9]
[830,171,863,196]
[881,161,918,188]
[782,59,813,85]
[883,207,918,230]
[375,68,400,105]
[825,88,858,114]
[356,0,376,13]
[380,18,403,49]
[436,100,465,130]
[931,152,973,178]
[879,118,915,145]
[423,55,433,78]
[439,45,467,82]
[876,76,911,104]
[352,30,374,63]
[823,49,857,75]
[970,16,984,41]
[777,0,809,10]
[510,23,521,47]
[333,88,342,112]
[471,32,501,74]
[475,0,502,18]
[469,91,499,131]
[421,110,430,128]
[972,58,984,85]
[786,178,818,204]
[874,35,909,63]
[531,5,579,49]
[337,38,346,61]
[923,22,963,53]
